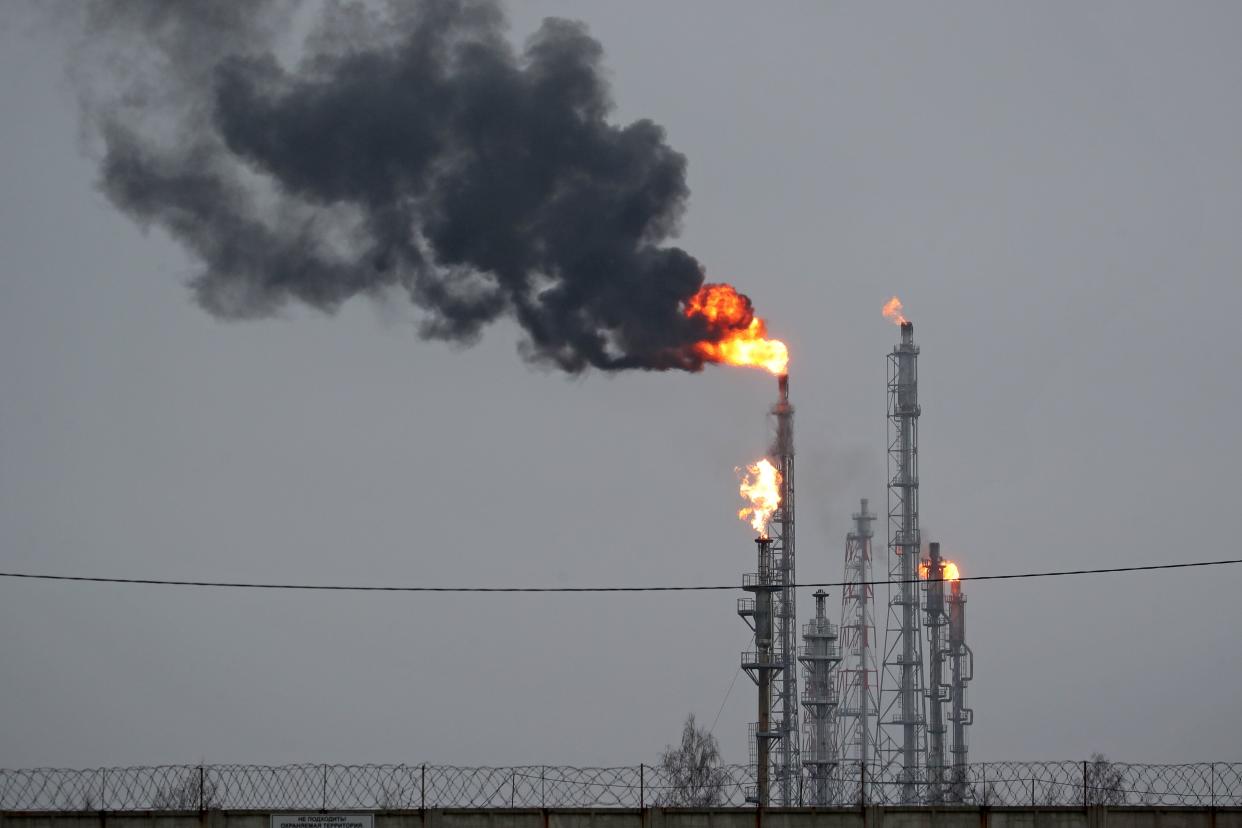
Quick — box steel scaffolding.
[836,499,880,781]
[878,321,927,802]
[768,374,798,804]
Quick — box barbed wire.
[1,762,1239,811]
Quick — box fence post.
[510,769,515,808]
[639,763,645,810]
[420,764,426,813]
[100,768,107,812]
[1082,760,1088,808]
[1211,763,1216,808]
[322,765,328,811]
[1031,778,1036,807]
[198,765,205,813]
[540,766,545,809]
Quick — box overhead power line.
[0,558,1239,593]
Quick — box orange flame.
[737,458,782,538]
[882,296,907,326]
[686,284,788,376]
[920,559,961,582]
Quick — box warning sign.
[272,815,373,828]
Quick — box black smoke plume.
[68,0,747,372]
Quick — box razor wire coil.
[2,762,1240,810]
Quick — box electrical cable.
[0,557,1239,593]
[708,668,743,738]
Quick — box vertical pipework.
[757,537,773,808]
[800,590,841,805]
[740,536,782,806]
[924,542,947,803]
[770,373,798,804]
[740,376,796,807]
[948,579,973,801]
[880,320,926,803]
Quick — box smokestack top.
[893,319,919,356]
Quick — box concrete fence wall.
[4,808,1242,828]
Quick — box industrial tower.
[739,536,782,806]
[799,590,841,805]
[923,542,949,803]
[836,499,880,785]
[947,576,974,801]
[769,374,799,804]
[878,321,927,803]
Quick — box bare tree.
[1036,779,1070,806]
[1084,753,1127,806]
[151,772,219,811]
[377,780,414,810]
[657,714,729,807]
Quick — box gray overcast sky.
[1,1,1240,768]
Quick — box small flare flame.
[920,559,961,582]
[686,284,789,376]
[737,458,782,538]
[882,295,908,326]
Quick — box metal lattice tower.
[878,321,927,802]
[836,499,880,778]
[799,590,841,806]
[924,542,949,803]
[739,536,782,806]
[947,577,974,802]
[769,374,799,805]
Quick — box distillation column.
[769,374,798,804]
[799,590,842,805]
[924,542,949,803]
[947,578,974,802]
[739,536,782,806]
[879,321,927,803]
[836,499,880,794]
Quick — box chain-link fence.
[2,762,1240,811]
